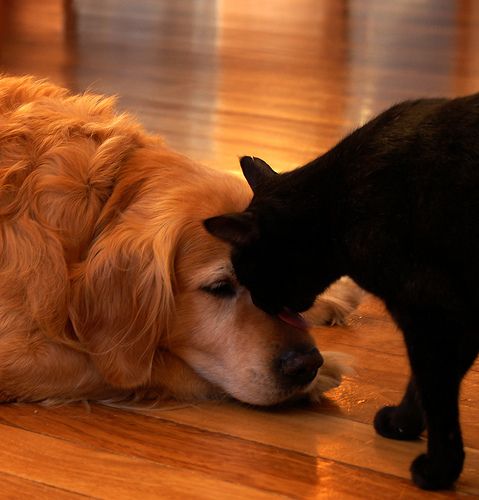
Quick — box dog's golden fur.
[0,76,360,406]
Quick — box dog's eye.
[202,281,236,298]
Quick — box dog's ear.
[203,212,258,247]
[70,222,176,389]
[239,156,278,191]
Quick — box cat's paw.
[306,351,355,402]
[411,452,464,490]
[374,405,425,441]
[305,277,365,326]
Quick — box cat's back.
[332,94,479,305]
[382,95,479,314]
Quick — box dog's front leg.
[149,351,226,402]
[305,277,364,326]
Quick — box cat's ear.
[203,212,258,246]
[239,156,278,191]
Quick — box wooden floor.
[0,0,478,498]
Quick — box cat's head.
[203,156,319,316]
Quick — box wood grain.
[0,0,478,498]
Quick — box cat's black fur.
[204,94,479,490]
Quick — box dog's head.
[71,153,337,405]
[159,164,329,405]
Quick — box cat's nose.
[278,347,323,386]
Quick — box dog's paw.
[304,277,365,327]
[306,351,355,402]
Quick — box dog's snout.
[278,347,323,385]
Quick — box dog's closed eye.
[201,280,237,298]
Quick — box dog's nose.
[278,347,323,385]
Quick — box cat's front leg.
[408,368,464,491]
[374,377,425,440]
[381,307,474,490]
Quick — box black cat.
[204,94,479,490]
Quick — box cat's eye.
[201,280,237,298]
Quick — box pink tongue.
[278,309,310,331]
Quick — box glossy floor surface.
[0,0,478,498]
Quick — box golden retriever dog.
[0,76,361,406]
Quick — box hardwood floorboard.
[0,0,478,498]
[0,421,284,499]
[0,470,89,499]
[0,405,466,499]
[139,404,479,496]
